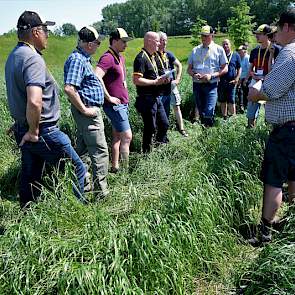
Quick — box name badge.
[256,69,264,76]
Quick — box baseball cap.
[17,11,55,30]
[78,26,103,42]
[277,8,295,26]
[200,25,214,36]
[238,45,247,50]
[253,24,272,35]
[110,28,133,42]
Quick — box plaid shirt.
[64,46,104,106]
[262,42,295,125]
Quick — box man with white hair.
[133,31,169,153]
[64,26,112,199]
[157,31,188,137]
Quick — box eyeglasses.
[91,40,101,45]
[35,26,49,34]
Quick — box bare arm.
[133,74,168,86]
[95,66,120,105]
[64,84,97,117]
[19,85,43,146]
[173,58,182,84]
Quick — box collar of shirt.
[18,41,42,55]
[202,41,214,49]
[76,46,91,62]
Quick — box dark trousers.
[14,123,86,208]
[135,95,169,153]
[237,78,249,109]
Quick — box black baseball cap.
[110,28,133,42]
[253,24,272,35]
[277,8,295,26]
[78,26,104,43]
[17,11,55,30]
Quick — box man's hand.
[229,78,239,85]
[248,87,260,102]
[108,96,121,105]
[81,107,98,118]
[200,74,211,82]
[155,76,170,85]
[172,78,180,85]
[193,73,203,80]
[19,131,39,146]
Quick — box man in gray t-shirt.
[5,11,86,208]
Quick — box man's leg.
[193,82,201,122]
[203,83,218,127]
[262,184,283,222]
[246,102,260,128]
[155,97,169,143]
[19,145,44,208]
[228,85,237,116]
[119,129,132,169]
[161,95,171,121]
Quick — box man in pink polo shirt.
[96,28,133,173]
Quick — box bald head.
[222,38,231,54]
[144,31,160,54]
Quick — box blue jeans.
[160,95,171,120]
[14,123,86,207]
[247,101,260,120]
[193,82,218,126]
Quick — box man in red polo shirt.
[96,28,133,173]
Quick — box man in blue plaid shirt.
[248,8,295,245]
[64,26,117,199]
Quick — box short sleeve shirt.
[221,51,241,81]
[97,49,129,105]
[64,46,104,106]
[5,42,60,124]
[133,49,160,96]
[188,41,227,83]
[240,54,250,79]
[156,50,177,95]
[249,44,280,75]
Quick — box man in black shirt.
[133,31,169,153]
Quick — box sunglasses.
[91,40,101,45]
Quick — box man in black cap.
[64,26,113,199]
[5,11,86,208]
[248,8,295,244]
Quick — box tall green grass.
[0,34,292,294]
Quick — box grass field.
[0,34,294,294]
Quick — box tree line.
[93,0,291,37]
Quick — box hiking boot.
[248,219,272,246]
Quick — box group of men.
[5,11,188,208]
[5,8,295,247]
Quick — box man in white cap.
[64,26,113,199]
[187,25,228,127]
[5,11,86,208]
[96,28,133,173]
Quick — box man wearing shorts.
[218,39,241,119]
[157,31,188,137]
[96,28,133,172]
[248,8,295,244]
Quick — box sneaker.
[110,167,119,174]
[259,221,272,243]
[179,129,188,137]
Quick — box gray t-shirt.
[5,42,60,124]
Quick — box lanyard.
[227,52,233,64]
[159,52,169,69]
[257,45,270,69]
[143,50,158,76]
[197,46,211,64]
[108,47,126,82]
[19,41,37,53]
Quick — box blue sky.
[0,0,126,35]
